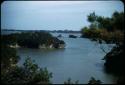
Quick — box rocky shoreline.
[9,43,65,49]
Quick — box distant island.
[69,35,77,38]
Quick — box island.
[69,35,77,38]
[57,34,62,38]
[2,31,65,49]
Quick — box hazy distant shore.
[1,29,80,34]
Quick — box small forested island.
[2,31,65,49]
[69,35,77,38]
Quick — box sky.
[1,1,124,31]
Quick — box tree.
[87,11,124,31]
[112,11,124,31]
[87,12,99,29]
[87,12,97,23]
[1,44,19,72]
[81,11,124,43]
[1,57,53,84]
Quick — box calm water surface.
[17,33,116,84]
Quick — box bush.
[1,57,52,84]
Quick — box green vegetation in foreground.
[1,38,52,84]
[1,31,65,49]
[1,57,52,84]
[81,11,124,84]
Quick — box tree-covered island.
[2,31,65,49]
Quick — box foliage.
[1,32,53,84]
[81,27,101,39]
[1,57,52,84]
[1,31,65,48]
[112,11,124,31]
[1,44,19,72]
[1,33,18,45]
[81,27,124,44]
[87,11,124,31]
[88,77,102,84]
[87,12,97,23]
[81,11,124,84]
[81,11,124,43]
[17,32,52,48]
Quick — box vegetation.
[1,32,54,84]
[1,11,124,84]
[87,11,124,31]
[81,11,124,44]
[1,57,52,84]
[81,28,124,44]
[81,11,124,84]
[1,45,19,79]
[1,31,65,48]
[1,38,52,84]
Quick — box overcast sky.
[1,1,124,30]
